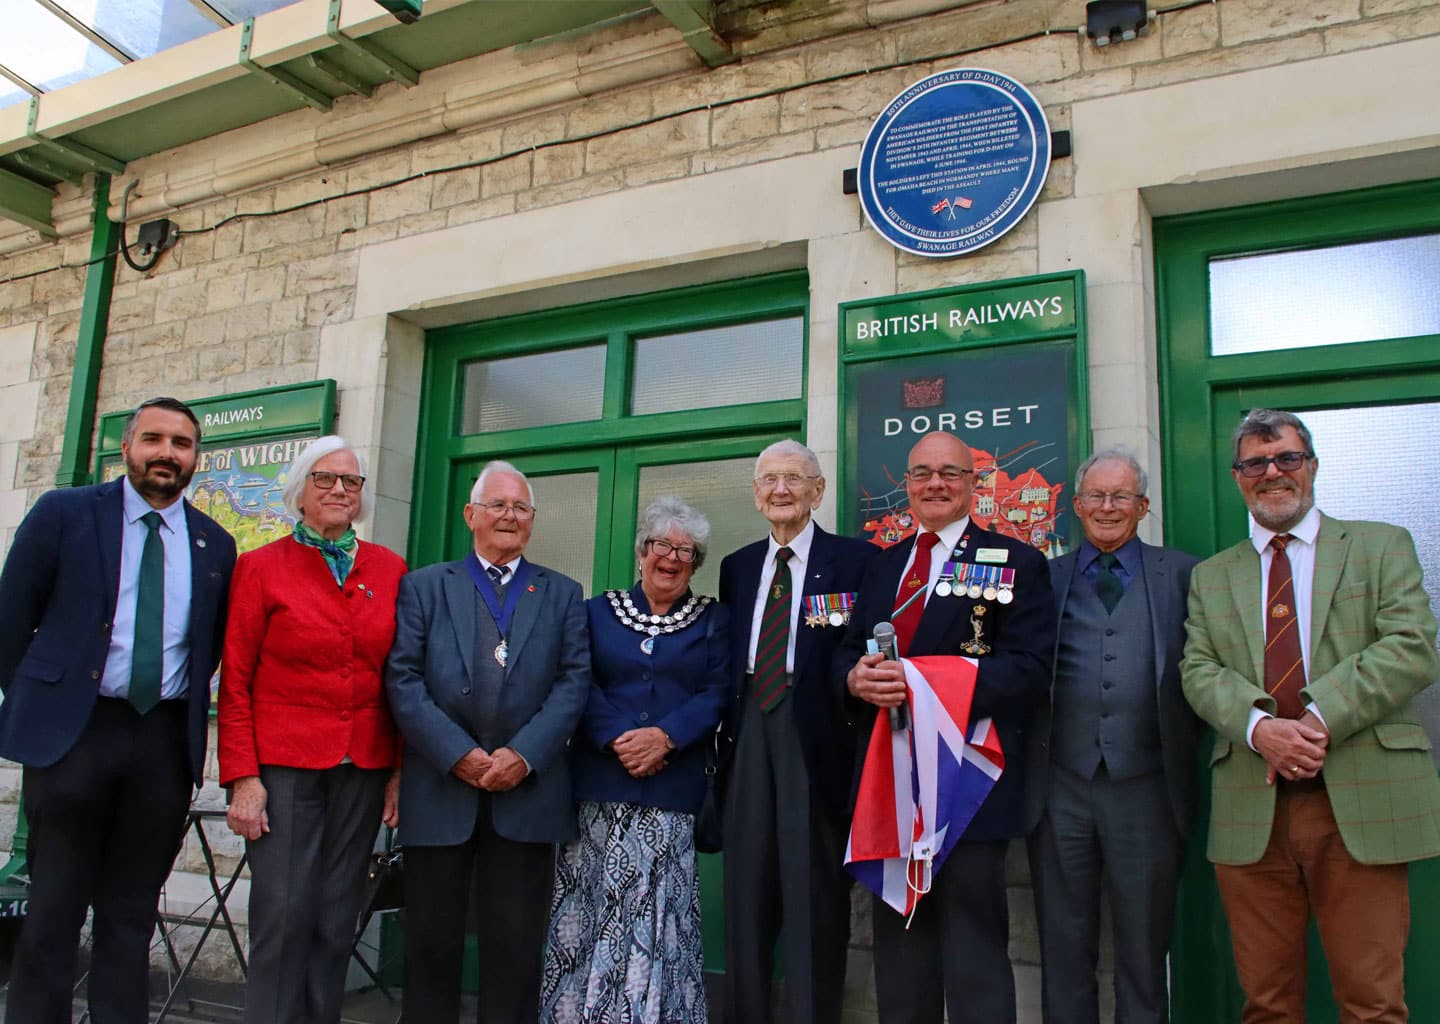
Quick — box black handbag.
[693,732,724,855]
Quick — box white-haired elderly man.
[385,460,591,1023]
[718,439,877,1024]
[1025,447,1201,1024]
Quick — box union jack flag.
[930,197,951,215]
[846,655,1003,918]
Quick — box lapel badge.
[195,536,207,548]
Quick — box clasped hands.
[1253,711,1330,785]
[452,746,529,791]
[611,727,672,779]
[847,651,907,708]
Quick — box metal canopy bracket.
[238,19,333,112]
[305,54,373,98]
[325,0,419,88]
[10,148,86,185]
[651,0,734,67]
[0,166,57,238]
[26,98,124,176]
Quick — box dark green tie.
[752,547,793,711]
[1095,551,1124,614]
[129,511,165,715]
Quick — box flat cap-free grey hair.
[635,494,711,569]
[469,460,536,505]
[754,439,821,479]
[1074,446,1148,498]
[1230,409,1315,465]
[282,436,372,523]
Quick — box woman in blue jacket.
[541,495,731,1024]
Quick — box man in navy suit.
[718,439,876,1024]
[1025,448,1200,1024]
[838,430,1055,1024]
[384,460,590,1023]
[0,396,237,1024]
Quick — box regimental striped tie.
[892,532,940,657]
[751,547,794,712]
[1265,533,1306,719]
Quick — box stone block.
[237,191,276,216]
[344,150,413,194]
[649,55,805,119]
[816,118,870,150]
[324,194,369,237]
[175,229,215,269]
[269,297,306,333]
[1080,19,1164,70]
[430,168,481,209]
[131,320,186,359]
[566,88,654,139]
[224,304,273,342]
[481,152,534,197]
[163,350,200,384]
[212,222,244,260]
[694,131,816,175]
[198,344,247,379]
[31,266,83,306]
[153,281,210,324]
[255,238,338,271]
[584,111,710,174]
[712,95,781,148]
[501,111,568,152]
[283,328,321,366]
[195,253,260,283]
[285,252,359,298]
[0,280,34,315]
[0,323,37,387]
[624,157,692,188]
[891,2,1050,65]
[0,381,39,443]
[533,142,585,187]
[183,312,228,348]
[516,171,626,213]
[804,31,898,80]
[245,334,285,371]
[446,194,517,228]
[779,69,912,134]
[1162,3,1221,57]
[1363,0,1431,11]
[411,128,503,174]
[1220,0,1360,46]
[1324,4,1440,52]
[241,204,327,254]
[367,176,434,224]
[205,274,249,313]
[306,289,356,328]
[273,170,349,210]
[244,266,287,305]
[897,247,1038,294]
[337,221,401,251]
[396,210,450,239]
[1132,33,1324,89]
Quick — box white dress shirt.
[745,519,815,675]
[100,477,193,701]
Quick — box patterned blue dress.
[540,586,732,1024]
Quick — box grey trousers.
[242,763,389,1024]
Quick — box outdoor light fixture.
[1085,0,1148,46]
[373,0,421,24]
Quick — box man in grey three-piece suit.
[385,460,590,1024]
[1026,448,1201,1024]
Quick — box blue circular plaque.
[858,68,1051,258]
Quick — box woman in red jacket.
[219,435,406,1024]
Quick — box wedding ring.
[1289,766,1299,774]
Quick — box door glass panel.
[635,457,757,598]
[525,471,599,596]
[1298,401,1440,761]
[1209,233,1440,356]
[460,345,605,434]
[631,317,803,416]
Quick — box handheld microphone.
[872,621,907,731]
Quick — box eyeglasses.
[309,471,365,492]
[645,538,698,563]
[1076,491,1143,509]
[475,500,536,519]
[1233,451,1313,478]
[906,467,974,484]
[756,472,819,490]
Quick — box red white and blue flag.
[845,655,1003,917]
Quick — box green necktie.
[129,511,165,715]
[1095,551,1124,614]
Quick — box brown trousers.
[1215,784,1410,1023]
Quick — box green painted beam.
[56,174,119,488]
[0,166,56,237]
[651,0,735,67]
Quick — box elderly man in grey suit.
[1026,448,1201,1024]
[385,460,590,1024]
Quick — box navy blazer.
[570,587,731,816]
[835,521,1056,841]
[718,525,878,814]
[0,479,236,786]
[1024,541,1202,835]
[385,556,591,847]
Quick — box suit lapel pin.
[195,536,207,548]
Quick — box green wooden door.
[1157,179,1440,1023]
[404,272,810,983]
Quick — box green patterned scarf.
[293,521,358,586]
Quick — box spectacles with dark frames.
[475,500,536,519]
[646,539,698,563]
[1232,451,1313,478]
[310,471,365,492]
[906,466,974,484]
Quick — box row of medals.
[934,567,1015,604]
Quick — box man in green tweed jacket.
[1181,408,1440,1024]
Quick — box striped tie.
[751,547,793,711]
[892,532,940,657]
[1264,534,1305,719]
